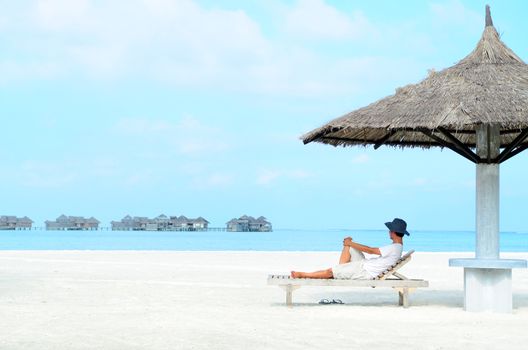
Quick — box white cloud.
[430,0,481,29]
[177,140,229,156]
[0,0,400,95]
[0,12,9,30]
[124,171,155,187]
[67,44,126,78]
[0,1,469,96]
[88,157,120,178]
[352,153,369,164]
[256,168,312,185]
[411,177,427,186]
[207,173,233,186]
[283,0,374,41]
[0,60,61,84]
[19,160,77,188]
[114,118,172,134]
[191,173,234,189]
[34,0,92,31]
[256,170,281,185]
[0,1,413,95]
[289,170,311,179]
[178,162,207,175]
[17,0,271,84]
[114,116,231,156]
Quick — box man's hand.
[343,238,382,256]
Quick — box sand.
[1,250,527,350]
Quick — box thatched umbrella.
[302,6,526,313]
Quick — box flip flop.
[318,299,332,304]
[332,299,344,304]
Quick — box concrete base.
[464,268,511,313]
[449,258,527,313]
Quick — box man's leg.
[340,237,365,264]
[349,246,365,261]
[291,268,333,279]
[338,245,351,264]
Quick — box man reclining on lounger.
[291,218,410,280]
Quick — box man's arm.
[344,239,381,256]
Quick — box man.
[290,218,410,279]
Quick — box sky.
[1,0,528,231]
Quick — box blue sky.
[1,0,528,231]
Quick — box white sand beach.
[1,251,528,350]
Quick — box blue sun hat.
[384,218,410,236]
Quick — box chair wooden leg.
[280,285,300,307]
[396,287,410,308]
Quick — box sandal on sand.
[319,299,344,305]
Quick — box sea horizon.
[1,228,527,252]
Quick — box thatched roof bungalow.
[111,214,209,231]
[111,215,149,231]
[169,215,209,231]
[226,215,272,232]
[0,215,33,230]
[46,215,100,230]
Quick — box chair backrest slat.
[373,250,415,280]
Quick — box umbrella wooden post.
[463,124,508,312]
[452,124,522,313]
[476,124,500,259]
[475,163,499,258]
[449,125,526,313]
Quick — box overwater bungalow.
[111,214,209,231]
[45,215,100,230]
[169,215,210,231]
[111,215,148,231]
[226,215,272,232]
[193,217,209,230]
[154,214,170,231]
[0,216,33,230]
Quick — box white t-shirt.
[362,243,403,278]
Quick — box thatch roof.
[195,216,209,223]
[302,6,528,163]
[87,217,100,224]
[226,218,238,225]
[19,216,33,223]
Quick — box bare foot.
[343,237,353,245]
[291,271,302,278]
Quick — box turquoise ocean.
[0,229,527,251]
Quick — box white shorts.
[332,260,372,280]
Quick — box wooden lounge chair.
[268,250,428,308]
